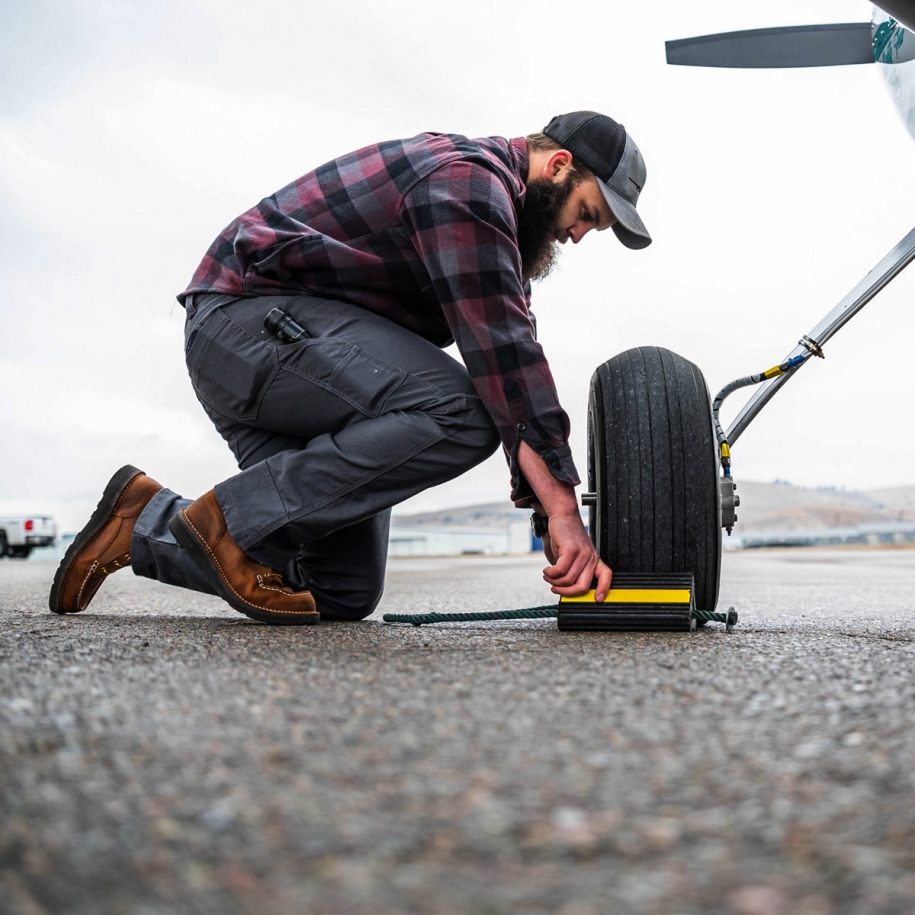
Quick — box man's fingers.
[538,514,608,596]
[542,551,585,586]
[594,562,613,602]
[542,550,575,581]
[544,554,613,599]
[544,554,595,592]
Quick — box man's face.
[553,176,617,245]
[517,166,617,283]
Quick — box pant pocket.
[276,337,411,418]
[186,309,279,421]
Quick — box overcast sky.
[3,0,914,533]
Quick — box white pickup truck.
[0,515,57,558]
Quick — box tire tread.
[589,347,721,612]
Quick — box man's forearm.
[517,440,579,518]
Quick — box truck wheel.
[588,346,721,613]
[9,546,30,559]
[0,533,7,558]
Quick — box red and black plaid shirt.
[180,132,579,504]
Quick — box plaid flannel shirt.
[179,132,580,505]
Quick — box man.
[50,110,651,625]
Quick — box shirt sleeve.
[400,158,580,506]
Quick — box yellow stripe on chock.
[560,588,692,605]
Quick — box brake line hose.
[712,354,807,476]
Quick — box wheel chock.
[557,572,696,632]
[382,571,736,632]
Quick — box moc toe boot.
[168,491,319,625]
[50,465,163,614]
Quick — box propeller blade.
[666,23,874,68]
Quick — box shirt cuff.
[507,425,580,507]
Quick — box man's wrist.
[537,496,580,521]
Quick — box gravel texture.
[3,548,915,914]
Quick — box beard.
[517,172,579,284]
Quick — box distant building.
[389,502,544,556]
[388,521,533,556]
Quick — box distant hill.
[732,481,915,530]
[394,481,915,532]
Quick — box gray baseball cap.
[542,111,651,250]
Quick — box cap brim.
[597,179,652,250]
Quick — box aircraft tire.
[588,346,722,613]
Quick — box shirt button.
[516,422,526,431]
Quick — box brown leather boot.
[50,465,163,614]
[168,491,319,625]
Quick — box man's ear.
[541,149,573,179]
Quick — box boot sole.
[49,465,145,614]
[167,511,320,626]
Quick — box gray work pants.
[131,293,501,620]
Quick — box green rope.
[694,609,732,625]
[383,605,737,629]
[382,605,558,626]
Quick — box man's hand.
[520,443,612,602]
[538,509,612,602]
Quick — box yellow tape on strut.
[560,588,692,605]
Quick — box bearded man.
[50,110,651,625]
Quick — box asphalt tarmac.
[2,547,915,915]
